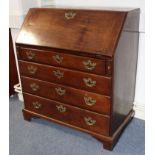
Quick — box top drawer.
[17,48,112,76]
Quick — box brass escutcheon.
[27,65,37,75]
[56,105,66,113]
[83,60,96,70]
[53,54,63,64]
[30,83,40,92]
[83,78,96,87]
[84,117,96,126]
[65,11,76,20]
[55,87,66,96]
[26,51,35,60]
[53,70,64,79]
[84,96,96,106]
[32,101,42,109]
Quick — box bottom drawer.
[23,93,110,136]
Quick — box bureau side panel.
[110,10,140,135]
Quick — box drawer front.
[23,93,110,136]
[18,48,108,75]
[21,76,111,115]
[19,61,111,95]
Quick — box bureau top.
[16,7,139,57]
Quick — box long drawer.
[23,93,110,136]
[18,47,111,75]
[21,76,111,115]
[19,61,111,95]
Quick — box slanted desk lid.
[16,7,129,57]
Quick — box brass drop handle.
[27,65,37,75]
[26,51,35,60]
[53,70,64,79]
[84,96,96,106]
[55,87,66,96]
[83,60,96,70]
[84,117,96,126]
[65,11,76,20]
[83,78,96,87]
[30,83,40,92]
[56,105,66,113]
[32,101,42,109]
[53,55,63,64]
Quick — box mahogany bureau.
[16,7,140,150]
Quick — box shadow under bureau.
[16,6,140,150]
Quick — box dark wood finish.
[16,7,140,151]
[19,61,111,95]
[21,76,111,115]
[16,44,111,60]
[18,47,108,75]
[16,8,129,57]
[9,28,19,96]
[23,93,110,136]
[110,10,140,135]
